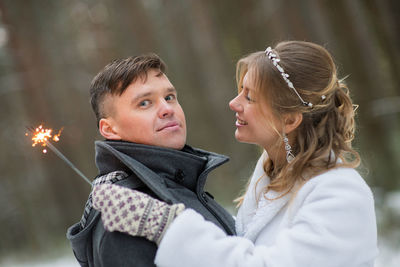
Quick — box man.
[67,54,235,266]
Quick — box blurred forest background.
[0,0,399,265]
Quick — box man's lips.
[157,121,180,131]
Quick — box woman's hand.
[92,184,185,245]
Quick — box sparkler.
[26,125,91,185]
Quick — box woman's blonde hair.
[235,41,360,205]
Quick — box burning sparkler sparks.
[29,125,63,153]
[26,125,91,185]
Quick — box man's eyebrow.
[131,91,153,105]
[166,87,177,93]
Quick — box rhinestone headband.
[265,47,313,107]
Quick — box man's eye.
[139,100,151,107]
[165,94,176,101]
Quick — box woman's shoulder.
[288,167,377,237]
[311,167,370,191]
[297,167,374,205]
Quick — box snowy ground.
[0,254,78,267]
[375,245,400,267]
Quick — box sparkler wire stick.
[44,140,92,185]
[27,126,91,186]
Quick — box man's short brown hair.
[90,53,166,127]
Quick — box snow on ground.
[0,254,79,267]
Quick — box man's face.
[101,69,187,150]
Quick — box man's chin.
[162,142,186,150]
[157,137,186,150]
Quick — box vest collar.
[94,140,229,192]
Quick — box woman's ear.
[99,118,121,140]
[283,112,303,134]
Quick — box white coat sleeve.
[155,170,378,267]
[155,209,266,267]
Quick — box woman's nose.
[229,95,243,112]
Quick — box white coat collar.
[235,151,292,242]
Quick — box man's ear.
[99,118,121,140]
[283,112,303,134]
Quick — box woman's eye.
[165,94,176,101]
[245,91,255,102]
[139,100,151,107]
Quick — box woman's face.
[229,70,282,153]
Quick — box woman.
[92,41,378,266]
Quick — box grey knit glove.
[92,183,185,245]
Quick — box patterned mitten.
[92,183,185,245]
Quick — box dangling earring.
[283,133,295,163]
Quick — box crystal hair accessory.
[265,47,313,108]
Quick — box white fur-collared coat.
[155,152,378,267]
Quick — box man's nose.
[158,100,174,118]
[229,95,243,112]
